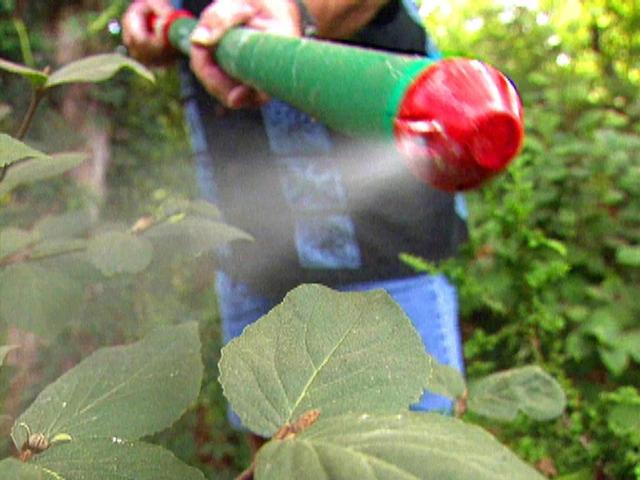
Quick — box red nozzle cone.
[394,59,524,191]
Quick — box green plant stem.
[15,89,44,140]
[12,17,35,68]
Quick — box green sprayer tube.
[155,12,524,191]
[166,17,431,137]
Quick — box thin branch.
[0,244,87,269]
[15,89,44,140]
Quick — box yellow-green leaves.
[45,54,154,88]
[0,133,49,168]
[0,53,154,91]
[0,152,87,197]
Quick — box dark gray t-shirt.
[178,0,468,298]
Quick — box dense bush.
[406,0,640,477]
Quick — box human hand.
[189,0,302,109]
[122,0,176,66]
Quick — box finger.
[191,0,256,47]
[190,45,240,105]
[249,2,301,36]
[227,85,265,109]
[123,3,152,46]
[148,0,173,16]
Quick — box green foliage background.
[408,0,640,478]
[0,0,639,478]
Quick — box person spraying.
[122,0,522,429]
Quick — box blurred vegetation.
[0,0,639,478]
[409,0,640,478]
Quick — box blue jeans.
[216,272,464,428]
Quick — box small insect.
[16,423,72,462]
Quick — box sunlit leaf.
[616,246,640,267]
[0,58,48,87]
[0,152,87,197]
[467,366,566,421]
[87,231,153,276]
[0,133,49,168]
[45,54,154,88]
[12,323,203,448]
[219,285,434,437]
[619,330,640,362]
[256,413,544,480]
[607,402,640,435]
[598,346,629,376]
[0,263,84,337]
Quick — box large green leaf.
[32,439,205,480]
[0,133,50,168]
[0,263,84,336]
[144,216,252,256]
[0,441,205,480]
[0,227,38,259]
[0,458,46,479]
[0,58,48,86]
[45,54,154,88]
[0,152,87,196]
[219,285,434,437]
[255,413,544,480]
[0,345,17,366]
[12,323,203,449]
[87,231,153,276]
[467,366,566,421]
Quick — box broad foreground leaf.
[46,54,154,88]
[0,345,17,366]
[255,412,544,480]
[0,263,84,336]
[12,323,203,449]
[0,152,86,197]
[468,365,566,421]
[0,459,44,479]
[0,441,205,480]
[219,285,434,437]
[87,231,153,276]
[0,133,49,168]
[0,58,48,86]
